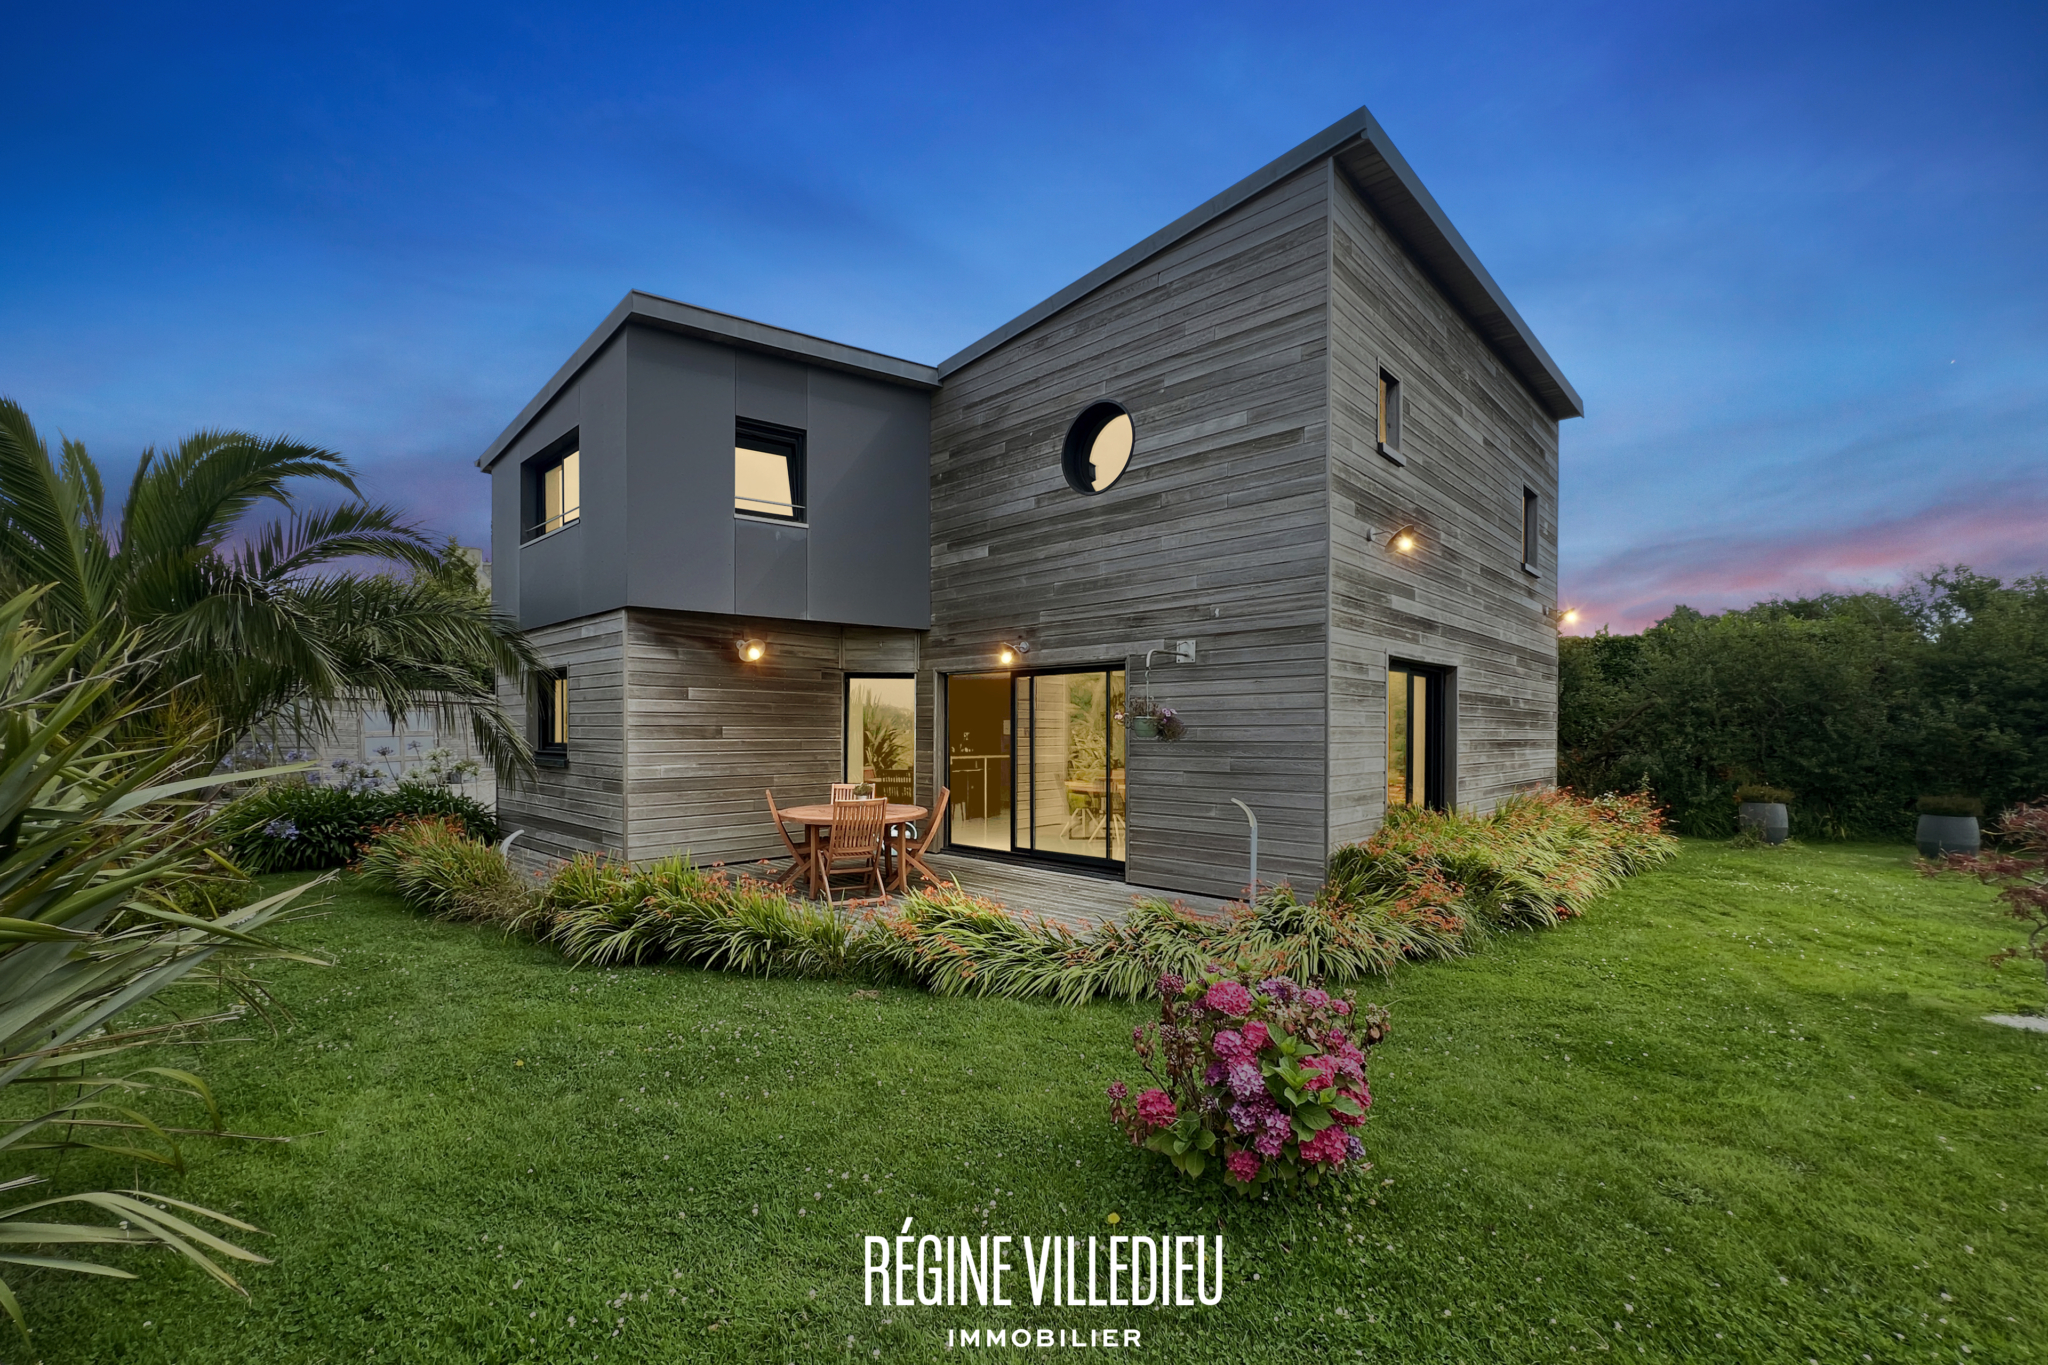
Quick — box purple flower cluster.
[1109,969,1389,1198]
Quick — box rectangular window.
[536,669,568,763]
[734,420,805,522]
[528,446,580,539]
[1377,370,1403,456]
[1387,662,1448,811]
[1522,487,1540,573]
[847,676,917,805]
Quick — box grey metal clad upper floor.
[935,103,1583,421]
[478,291,940,473]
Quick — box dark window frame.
[535,668,569,768]
[1060,401,1135,495]
[734,419,807,524]
[1377,370,1404,464]
[1387,659,1450,812]
[521,429,581,544]
[1522,487,1541,575]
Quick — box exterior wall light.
[1560,608,1580,625]
[999,641,1030,666]
[736,637,767,662]
[1385,524,1419,553]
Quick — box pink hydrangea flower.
[1299,1124,1350,1166]
[1334,999,1352,1016]
[1135,1088,1178,1129]
[1106,1080,1129,1101]
[1226,1150,1262,1183]
[1239,1020,1271,1053]
[1203,980,1254,1017]
[1301,987,1329,1009]
[1211,1029,1247,1064]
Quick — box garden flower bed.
[357,790,1678,1002]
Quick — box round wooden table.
[776,802,929,895]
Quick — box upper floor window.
[1377,370,1404,460]
[1061,401,1135,494]
[526,438,580,540]
[1522,488,1540,574]
[734,421,806,522]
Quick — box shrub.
[357,817,533,927]
[221,778,498,872]
[1108,970,1387,1194]
[1327,790,1677,933]
[1733,784,1796,805]
[1917,794,1984,818]
[1927,800,2048,986]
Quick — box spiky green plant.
[0,587,325,1335]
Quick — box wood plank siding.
[1325,159,1559,841]
[499,609,920,873]
[623,611,917,866]
[925,165,1336,900]
[495,611,629,867]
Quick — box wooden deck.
[743,852,1234,933]
[914,853,1235,932]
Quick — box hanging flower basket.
[1119,697,1185,742]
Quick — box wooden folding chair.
[816,798,889,900]
[765,789,815,893]
[898,786,950,891]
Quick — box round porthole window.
[1061,401,1135,494]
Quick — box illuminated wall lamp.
[1382,524,1419,554]
[735,637,767,662]
[998,641,1031,666]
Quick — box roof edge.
[477,292,940,471]
[934,103,1583,421]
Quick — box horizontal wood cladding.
[623,609,919,867]
[927,164,1334,900]
[496,612,628,870]
[1324,162,1559,838]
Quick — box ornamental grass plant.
[354,816,531,927]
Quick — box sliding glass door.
[947,667,1126,868]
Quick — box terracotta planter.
[1738,801,1789,845]
[1916,814,1980,859]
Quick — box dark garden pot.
[1916,814,1980,859]
[1132,717,1159,739]
[1738,802,1789,845]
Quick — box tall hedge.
[1559,568,2048,839]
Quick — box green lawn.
[26,842,2048,1363]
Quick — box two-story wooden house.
[479,103,1582,899]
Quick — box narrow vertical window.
[1377,370,1403,461]
[734,421,805,522]
[1387,662,1449,810]
[1522,488,1540,573]
[536,669,569,763]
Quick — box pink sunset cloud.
[1560,493,2048,635]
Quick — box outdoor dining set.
[765,785,952,899]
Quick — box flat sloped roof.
[477,291,939,471]
[936,103,1583,420]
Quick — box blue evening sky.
[5,1,2043,631]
